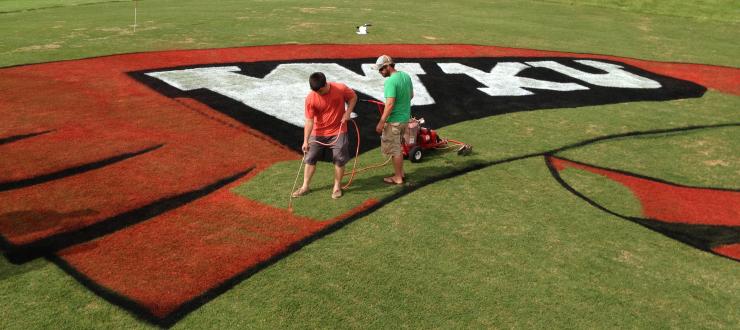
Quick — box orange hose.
[289,118,384,211]
[341,119,361,189]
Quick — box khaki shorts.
[381,122,408,156]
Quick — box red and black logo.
[0,45,737,326]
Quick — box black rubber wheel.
[409,146,423,163]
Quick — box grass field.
[1,0,738,329]
[1,0,739,67]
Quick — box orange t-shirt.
[304,82,356,137]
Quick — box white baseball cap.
[371,54,394,70]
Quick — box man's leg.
[293,137,322,197]
[333,164,345,193]
[292,163,315,197]
[381,123,405,184]
[301,163,316,190]
[331,133,349,198]
[391,154,404,183]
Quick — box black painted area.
[544,154,739,260]
[2,167,253,264]
[548,152,740,192]
[48,254,167,326]
[0,144,164,192]
[0,130,52,145]
[129,57,706,156]
[631,217,739,251]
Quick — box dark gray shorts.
[305,133,350,166]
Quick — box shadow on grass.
[354,158,485,190]
[262,152,487,220]
[299,154,485,196]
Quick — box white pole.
[134,0,138,33]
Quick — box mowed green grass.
[238,92,740,219]
[0,0,739,67]
[1,1,739,329]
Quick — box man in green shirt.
[373,54,414,185]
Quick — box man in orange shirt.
[292,72,357,199]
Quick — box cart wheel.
[409,146,423,163]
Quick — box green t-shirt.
[384,71,413,123]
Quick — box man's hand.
[377,97,394,134]
[375,122,385,134]
[303,118,313,154]
[341,111,351,124]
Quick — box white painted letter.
[146,63,434,127]
[438,62,588,96]
[526,60,661,89]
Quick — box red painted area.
[1,44,734,247]
[1,45,737,321]
[58,186,377,318]
[712,244,740,261]
[0,129,151,183]
[0,115,292,246]
[549,156,740,226]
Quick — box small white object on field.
[356,24,371,35]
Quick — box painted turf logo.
[1,45,736,327]
[132,57,705,153]
[141,60,663,126]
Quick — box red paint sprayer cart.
[363,99,472,162]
